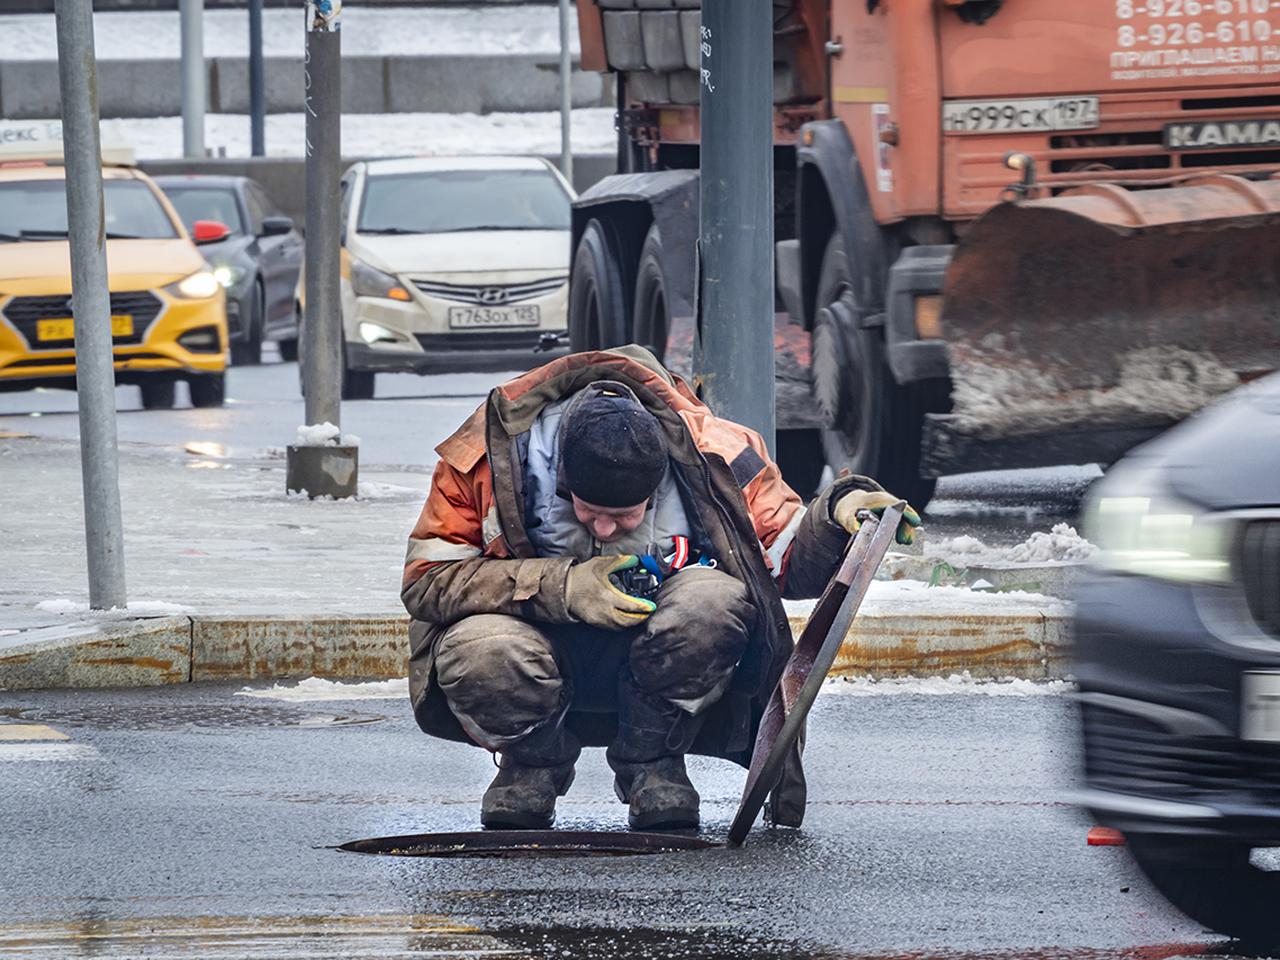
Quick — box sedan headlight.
[166,270,221,300]
[350,259,411,302]
[358,321,404,345]
[212,264,246,289]
[1083,460,1233,585]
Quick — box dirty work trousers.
[433,567,755,769]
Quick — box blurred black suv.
[1074,372,1280,945]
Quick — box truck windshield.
[161,186,245,236]
[0,179,178,242]
[358,169,571,234]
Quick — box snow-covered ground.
[121,109,616,160]
[926,523,1098,567]
[783,579,1066,620]
[0,7,579,61]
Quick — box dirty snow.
[237,677,409,701]
[120,110,617,161]
[926,523,1097,567]
[0,7,580,61]
[34,599,195,618]
[823,673,1073,697]
[783,579,1066,619]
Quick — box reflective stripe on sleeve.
[405,536,482,565]
[762,505,807,579]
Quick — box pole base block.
[286,444,358,499]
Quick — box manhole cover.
[10,703,383,730]
[338,830,716,859]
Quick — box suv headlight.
[350,259,411,302]
[213,264,246,289]
[166,270,221,300]
[1083,460,1233,585]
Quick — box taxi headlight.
[350,259,412,302]
[1083,461,1233,585]
[213,264,246,289]
[167,270,221,300]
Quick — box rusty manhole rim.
[337,829,718,858]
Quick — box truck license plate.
[448,305,540,329]
[943,97,1100,134]
[1242,672,1280,742]
[36,315,134,341]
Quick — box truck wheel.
[631,224,669,361]
[813,233,936,508]
[188,373,226,408]
[1128,834,1280,947]
[776,429,825,500]
[569,218,630,352]
[139,379,175,410]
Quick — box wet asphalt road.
[0,682,1245,959]
[0,354,1097,547]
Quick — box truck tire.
[813,233,937,508]
[1128,834,1280,947]
[569,218,630,352]
[631,224,669,361]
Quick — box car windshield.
[0,178,178,241]
[162,186,245,235]
[357,168,571,234]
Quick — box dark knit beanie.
[562,393,667,507]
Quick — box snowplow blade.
[929,174,1280,471]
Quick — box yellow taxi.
[0,130,229,409]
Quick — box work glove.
[565,555,657,631]
[832,490,922,546]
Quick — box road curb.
[0,604,1072,691]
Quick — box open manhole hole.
[338,829,716,859]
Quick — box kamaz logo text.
[1165,120,1280,151]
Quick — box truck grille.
[412,277,566,306]
[1240,520,1280,639]
[1081,702,1280,806]
[2,290,163,350]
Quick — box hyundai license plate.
[36,315,134,341]
[943,97,1099,134]
[448,305,540,329]
[1242,672,1280,743]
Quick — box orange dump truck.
[568,0,1280,504]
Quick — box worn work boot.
[480,758,576,830]
[611,755,700,831]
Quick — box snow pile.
[356,480,421,501]
[34,599,195,618]
[237,677,408,701]
[120,110,618,162]
[294,422,359,448]
[824,673,1073,697]
[926,523,1097,567]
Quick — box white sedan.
[320,155,574,399]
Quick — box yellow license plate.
[36,315,134,342]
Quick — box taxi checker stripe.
[405,536,482,565]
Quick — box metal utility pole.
[54,0,127,610]
[287,0,357,499]
[557,0,573,185]
[249,0,266,156]
[180,0,205,158]
[695,0,775,454]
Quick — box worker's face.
[571,495,650,544]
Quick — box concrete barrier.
[0,54,606,120]
[0,605,1073,691]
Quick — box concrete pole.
[558,0,573,185]
[695,0,775,454]
[287,0,356,499]
[180,0,205,159]
[249,0,266,156]
[54,0,127,610]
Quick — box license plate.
[448,305,540,329]
[943,97,1100,134]
[1242,672,1280,742]
[36,315,134,341]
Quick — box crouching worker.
[402,347,919,831]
